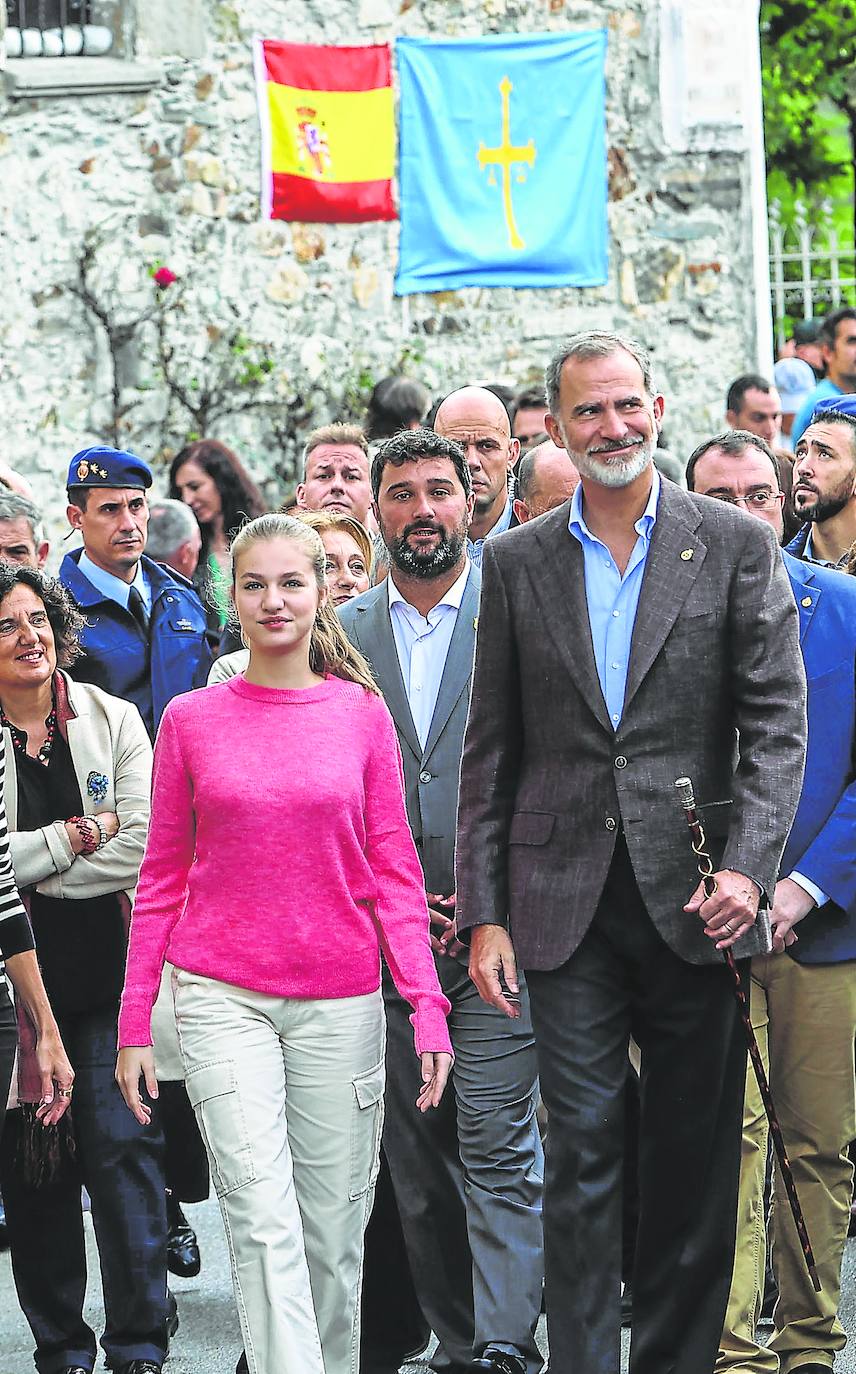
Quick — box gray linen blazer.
[339,566,480,895]
[454,478,808,968]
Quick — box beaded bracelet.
[68,816,98,856]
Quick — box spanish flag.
[254,40,396,223]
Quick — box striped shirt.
[0,731,33,960]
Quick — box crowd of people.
[0,325,852,1374]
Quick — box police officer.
[60,445,212,1284]
[60,447,212,737]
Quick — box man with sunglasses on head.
[688,429,856,1374]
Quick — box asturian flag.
[254,40,396,223]
[395,31,608,293]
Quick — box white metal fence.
[769,199,856,349]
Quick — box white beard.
[560,429,654,489]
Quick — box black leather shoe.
[469,1353,527,1374]
[114,1364,162,1374]
[236,1354,248,1374]
[60,1367,90,1373]
[166,1197,201,1277]
[790,1366,834,1373]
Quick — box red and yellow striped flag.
[254,40,396,223]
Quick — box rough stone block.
[135,0,207,60]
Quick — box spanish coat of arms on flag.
[254,40,396,223]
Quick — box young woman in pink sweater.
[116,513,453,1374]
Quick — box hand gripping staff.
[674,777,821,1293]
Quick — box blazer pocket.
[509,811,556,845]
[696,799,733,840]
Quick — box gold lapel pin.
[801,596,812,608]
[680,548,694,561]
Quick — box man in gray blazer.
[340,428,544,1374]
[456,331,808,1374]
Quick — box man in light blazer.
[455,332,808,1374]
[339,428,544,1374]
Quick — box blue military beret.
[66,446,153,491]
[811,393,856,424]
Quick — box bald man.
[434,386,519,565]
[513,440,580,523]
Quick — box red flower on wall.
[152,266,178,287]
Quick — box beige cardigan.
[207,649,248,685]
[3,671,152,902]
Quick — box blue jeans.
[0,1004,169,1374]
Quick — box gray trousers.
[379,956,544,1372]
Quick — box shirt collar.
[568,466,660,543]
[803,530,846,568]
[387,560,471,616]
[77,549,148,610]
[468,496,514,550]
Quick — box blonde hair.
[230,513,380,695]
[292,509,374,577]
[302,423,369,479]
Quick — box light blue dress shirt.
[388,562,471,750]
[467,496,513,569]
[78,550,151,614]
[568,469,660,730]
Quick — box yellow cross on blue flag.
[395,31,608,294]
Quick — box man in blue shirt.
[433,387,519,566]
[788,394,856,567]
[688,430,856,1374]
[60,447,212,739]
[455,331,806,1374]
[60,446,213,1289]
[790,307,856,447]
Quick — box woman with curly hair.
[0,565,170,1374]
[117,513,452,1374]
[169,439,267,631]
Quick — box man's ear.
[508,437,520,468]
[37,542,50,569]
[545,413,564,450]
[295,484,308,510]
[66,505,84,533]
[513,498,530,524]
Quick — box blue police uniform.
[60,550,211,738]
[59,446,212,739]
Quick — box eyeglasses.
[710,491,783,511]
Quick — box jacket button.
[605,816,617,831]
[419,770,432,784]
[615,755,627,769]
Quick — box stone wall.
[1,0,765,545]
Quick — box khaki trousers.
[173,971,385,1374]
[717,953,856,1374]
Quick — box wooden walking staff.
[674,777,822,1293]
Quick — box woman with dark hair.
[169,439,267,632]
[0,564,170,1374]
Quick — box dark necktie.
[127,586,150,635]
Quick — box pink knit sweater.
[118,674,452,1056]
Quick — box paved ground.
[0,1196,853,1373]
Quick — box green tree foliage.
[761,1,856,235]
